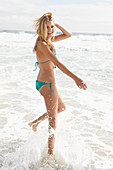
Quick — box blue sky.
[45,0,94,5]
[0,0,113,33]
[44,0,113,5]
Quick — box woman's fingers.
[75,78,87,90]
[78,80,87,90]
[83,83,87,90]
[79,83,87,90]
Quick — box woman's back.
[36,41,56,82]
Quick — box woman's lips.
[48,32,52,35]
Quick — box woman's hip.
[36,79,56,97]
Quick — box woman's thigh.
[39,84,66,113]
[39,83,58,115]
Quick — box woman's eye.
[51,25,54,28]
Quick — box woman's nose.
[48,27,52,32]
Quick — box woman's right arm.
[53,23,72,42]
[55,61,87,90]
[41,42,87,90]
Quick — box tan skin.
[28,20,87,155]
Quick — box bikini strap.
[50,81,53,96]
[33,62,39,71]
[33,60,50,71]
[53,51,56,56]
[33,51,56,71]
[50,81,56,96]
[39,60,50,64]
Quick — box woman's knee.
[58,103,66,113]
[62,103,66,111]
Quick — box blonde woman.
[29,12,87,155]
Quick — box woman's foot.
[32,124,38,132]
[28,122,33,127]
[28,122,40,132]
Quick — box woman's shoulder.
[37,41,48,50]
[36,41,46,53]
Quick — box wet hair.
[33,12,55,53]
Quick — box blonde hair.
[33,12,55,53]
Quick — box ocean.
[0,30,113,170]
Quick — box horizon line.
[0,29,113,36]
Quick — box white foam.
[0,31,113,169]
[1,128,92,170]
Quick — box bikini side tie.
[50,81,56,96]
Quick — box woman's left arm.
[53,23,72,42]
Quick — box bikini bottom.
[36,80,56,96]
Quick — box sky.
[0,0,113,33]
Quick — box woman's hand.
[54,23,72,38]
[74,77,87,90]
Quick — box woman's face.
[46,21,55,39]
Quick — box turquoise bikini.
[34,51,56,96]
[36,80,55,96]
[33,60,56,71]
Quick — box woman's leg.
[28,113,48,129]
[39,83,59,154]
[28,93,66,131]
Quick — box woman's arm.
[41,42,87,90]
[52,23,72,42]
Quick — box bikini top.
[33,51,56,71]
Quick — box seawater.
[0,31,113,170]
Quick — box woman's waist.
[37,71,55,83]
[36,77,55,84]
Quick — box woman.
[29,12,87,155]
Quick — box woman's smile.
[48,32,52,36]
[47,21,55,38]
